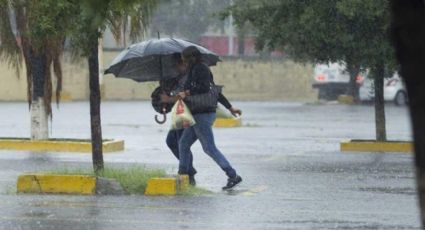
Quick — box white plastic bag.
[170,99,196,130]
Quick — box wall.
[0,52,317,102]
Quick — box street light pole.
[228,0,234,56]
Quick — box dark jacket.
[184,62,232,114]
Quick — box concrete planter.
[17,174,125,195]
[145,175,189,196]
[17,174,189,196]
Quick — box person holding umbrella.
[159,54,241,186]
[105,39,241,188]
[177,46,243,190]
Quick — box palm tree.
[1,0,156,173]
[71,0,157,173]
[0,0,74,140]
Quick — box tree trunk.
[392,1,425,227]
[88,37,104,174]
[30,52,49,140]
[345,63,360,102]
[373,65,387,141]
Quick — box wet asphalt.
[0,101,419,229]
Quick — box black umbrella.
[104,38,220,82]
[105,38,220,124]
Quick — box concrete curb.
[145,175,189,196]
[17,174,97,195]
[17,174,126,195]
[340,139,412,153]
[0,138,124,153]
[213,118,242,128]
[17,174,190,196]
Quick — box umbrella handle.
[155,108,167,124]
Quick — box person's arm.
[218,93,232,109]
[219,93,242,117]
[160,93,179,104]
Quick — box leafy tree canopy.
[71,0,156,57]
[227,0,396,72]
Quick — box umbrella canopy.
[104,38,220,82]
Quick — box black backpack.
[150,78,178,114]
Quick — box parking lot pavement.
[0,101,419,229]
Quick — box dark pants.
[178,112,237,178]
[166,129,197,176]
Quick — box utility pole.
[228,0,234,56]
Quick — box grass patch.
[99,167,166,194]
[178,186,213,196]
[47,166,167,195]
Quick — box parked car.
[312,62,364,100]
[359,73,408,106]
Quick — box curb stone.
[17,174,125,195]
[340,139,412,153]
[145,175,189,196]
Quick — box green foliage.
[0,0,78,115]
[228,0,394,140]
[228,0,396,72]
[71,0,157,57]
[0,0,21,73]
[27,0,74,46]
[98,166,166,194]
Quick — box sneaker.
[189,175,196,186]
[222,175,242,190]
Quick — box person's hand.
[177,91,187,99]
[160,94,170,103]
[177,90,190,99]
[229,107,242,117]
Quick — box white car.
[313,62,364,100]
[359,73,408,106]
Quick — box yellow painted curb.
[0,138,124,153]
[338,95,354,104]
[145,175,189,196]
[340,140,412,153]
[145,178,177,195]
[102,140,125,153]
[214,118,242,128]
[17,174,96,195]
